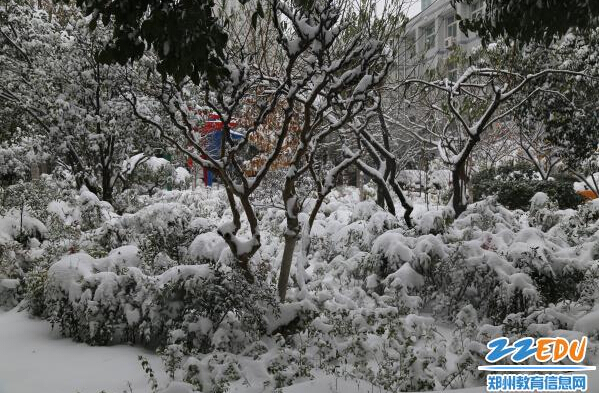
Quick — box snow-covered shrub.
[578,262,599,306]
[330,221,371,257]
[180,352,243,393]
[367,232,414,278]
[528,192,562,231]
[144,263,278,353]
[415,206,454,235]
[0,209,48,293]
[44,252,146,345]
[397,169,451,193]
[43,250,278,351]
[23,265,49,316]
[472,163,583,210]
[425,243,517,322]
[0,143,37,185]
[366,210,401,238]
[293,305,442,391]
[576,198,599,226]
[508,228,586,305]
[452,197,519,233]
[1,176,69,224]
[185,232,227,264]
[259,207,287,238]
[0,207,49,246]
[120,155,190,204]
[111,188,146,215]
[97,202,200,267]
[0,277,21,309]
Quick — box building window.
[422,23,435,52]
[406,35,416,58]
[447,15,457,38]
[471,0,484,19]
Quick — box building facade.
[396,0,483,80]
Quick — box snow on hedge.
[5,184,599,392]
[186,232,227,263]
[0,208,47,245]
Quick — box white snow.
[0,209,48,245]
[530,191,549,211]
[187,232,227,262]
[574,310,599,336]
[0,308,167,393]
[174,167,191,185]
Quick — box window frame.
[446,14,458,39]
[471,0,484,19]
[422,23,436,52]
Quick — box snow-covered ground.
[3,303,599,393]
[0,308,167,393]
[1,307,485,393]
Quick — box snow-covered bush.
[120,155,191,205]
[3,180,599,392]
[397,169,451,193]
[367,232,414,278]
[528,192,565,231]
[0,208,49,308]
[96,202,199,267]
[42,250,278,350]
[0,277,20,309]
[0,143,34,185]
[0,177,66,223]
[415,206,454,235]
[0,208,47,246]
[472,163,583,210]
[47,186,115,232]
[144,262,278,353]
[185,233,227,264]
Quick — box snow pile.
[186,232,227,263]
[47,186,115,230]
[397,169,451,191]
[0,208,47,245]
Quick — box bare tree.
[346,101,416,226]
[122,0,397,295]
[396,66,584,217]
[505,121,561,180]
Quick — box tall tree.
[122,0,394,295]
[398,65,584,217]
[0,1,158,203]
[56,0,235,85]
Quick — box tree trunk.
[452,162,469,217]
[278,179,300,301]
[376,184,385,208]
[389,181,414,228]
[278,234,298,301]
[102,168,113,204]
